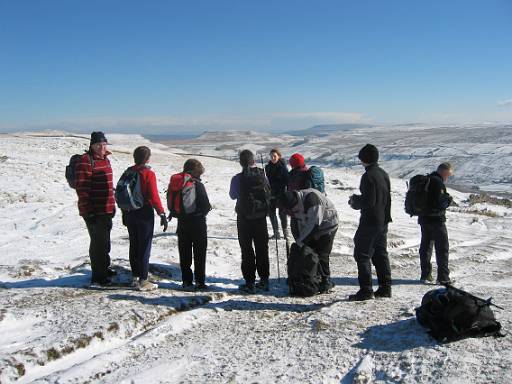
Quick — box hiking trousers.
[419,221,450,282]
[353,224,391,293]
[269,201,288,236]
[305,228,337,282]
[125,205,155,280]
[85,214,112,282]
[177,216,208,285]
[237,215,269,284]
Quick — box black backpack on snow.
[65,153,94,189]
[237,167,270,219]
[287,243,321,297]
[405,174,431,216]
[415,285,503,343]
[115,167,145,211]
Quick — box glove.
[160,214,168,232]
[167,213,173,222]
[84,213,95,224]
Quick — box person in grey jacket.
[280,188,339,293]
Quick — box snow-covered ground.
[0,132,511,383]
[159,123,512,194]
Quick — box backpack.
[167,172,197,218]
[287,243,321,297]
[307,165,325,193]
[405,174,431,216]
[115,167,145,211]
[65,153,94,189]
[237,167,270,219]
[415,286,503,343]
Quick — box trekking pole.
[443,283,505,310]
[275,236,281,282]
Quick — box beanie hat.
[90,131,108,145]
[280,191,299,209]
[358,144,379,164]
[289,153,305,169]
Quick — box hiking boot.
[374,286,392,298]
[90,278,112,288]
[255,279,269,292]
[130,277,139,288]
[182,282,196,291]
[238,283,255,294]
[195,283,209,291]
[348,290,374,302]
[138,280,158,291]
[420,275,434,285]
[437,279,454,286]
[318,279,335,294]
[107,267,117,276]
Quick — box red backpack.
[167,172,197,218]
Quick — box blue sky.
[1,0,511,133]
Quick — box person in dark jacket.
[123,146,168,291]
[230,149,271,293]
[176,159,212,291]
[288,153,310,191]
[280,189,339,293]
[418,162,454,285]
[265,148,289,239]
[75,131,117,287]
[348,144,392,301]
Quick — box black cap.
[358,144,379,164]
[90,131,108,145]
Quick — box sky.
[0,0,511,134]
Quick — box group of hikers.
[71,131,454,301]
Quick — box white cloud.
[0,111,370,133]
[498,99,512,107]
[270,111,368,123]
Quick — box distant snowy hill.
[161,123,512,194]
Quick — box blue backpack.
[307,166,325,193]
[115,167,145,211]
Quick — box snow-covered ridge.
[160,123,512,194]
[0,132,511,383]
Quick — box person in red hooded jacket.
[287,153,311,192]
[75,131,116,286]
[122,146,168,291]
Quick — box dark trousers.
[269,203,288,234]
[177,217,207,285]
[85,215,112,282]
[419,222,450,281]
[237,216,269,285]
[125,205,155,280]
[305,229,337,282]
[353,224,391,292]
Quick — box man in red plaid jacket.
[75,131,116,286]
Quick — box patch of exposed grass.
[466,193,512,208]
[46,347,61,361]
[107,322,119,332]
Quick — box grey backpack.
[115,167,145,211]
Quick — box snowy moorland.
[0,131,511,383]
[160,123,512,194]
